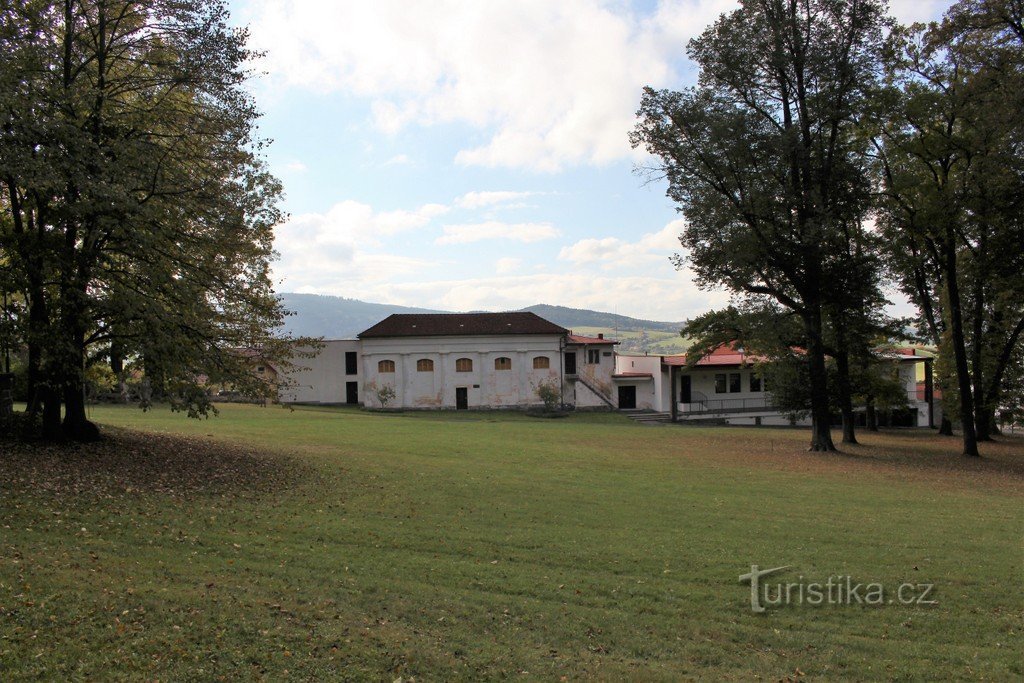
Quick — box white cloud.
[495,257,522,274]
[888,0,950,25]
[271,200,445,293]
[558,219,684,269]
[246,0,723,171]
[435,221,559,245]
[382,153,412,166]
[282,200,447,249]
[454,191,540,210]
[354,272,728,321]
[284,160,307,173]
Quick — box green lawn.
[2,404,1022,680]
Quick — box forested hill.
[277,293,682,339]
[518,304,681,333]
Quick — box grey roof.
[358,312,568,338]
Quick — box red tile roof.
[358,312,568,338]
[567,333,619,345]
[662,343,764,368]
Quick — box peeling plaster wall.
[569,342,617,409]
[360,335,564,409]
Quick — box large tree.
[0,0,299,440]
[632,0,889,450]
[872,0,1024,456]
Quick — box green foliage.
[872,0,1024,449]
[0,0,317,437]
[632,0,891,450]
[534,377,562,412]
[375,383,396,409]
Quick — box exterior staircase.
[573,374,616,409]
[622,410,672,425]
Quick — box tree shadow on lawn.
[638,426,1024,493]
[799,430,1024,492]
[0,426,313,501]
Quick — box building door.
[618,385,637,410]
[345,351,358,375]
[345,381,359,405]
[564,352,577,375]
[679,375,691,403]
[456,387,469,410]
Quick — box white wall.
[360,334,564,409]
[280,340,361,404]
[614,355,661,410]
[570,343,618,408]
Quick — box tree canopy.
[0,0,306,439]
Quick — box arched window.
[494,357,512,370]
[416,358,434,372]
[378,359,396,373]
[455,358,473,372]
[532,356,550,370]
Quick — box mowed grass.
[2,405,1022,681]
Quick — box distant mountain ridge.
[278,293,682,339]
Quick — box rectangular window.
[729,373,741,393]
[565,352,577,375]
[750,373,762,392]
[587,349,601,364]
[494,357,512,370]
[378,359,395,373]
[455,358,473,372]
[532,356,550,370]
[345,351,357,375]
[416,359,434,372]
[715,373,727,393]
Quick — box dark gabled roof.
[358,312,568,339]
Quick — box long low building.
[610,345,936,427]
[281,311,935,427]
[280,312,620,410]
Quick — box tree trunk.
[40,383,62,440]
[835,338,857,444]
[939,416,954,436]
[62,379,99,441]
[866,397,878,431]
[944,244,980,457]
[805,308,836,452]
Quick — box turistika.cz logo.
[739,565,937,613]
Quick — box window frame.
[494,357,512,371]
[587,348,601,364]
[714,373,727,394]
[750,372,762,392]
[416,358,434,372]
[729,372,741,393]
[532,356,550,370]
[378,359,396,373]
[455,357,473,372]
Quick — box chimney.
[598,333,604,339]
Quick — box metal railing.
[680,389,929,416]
[680,396,771,414]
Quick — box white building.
[281,312,621,410]
[281,312,935,426]
[611,344,936,427]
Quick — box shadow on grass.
[0,425,312,500]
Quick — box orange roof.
[662,343,764,367]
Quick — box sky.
[230,0,952,322]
